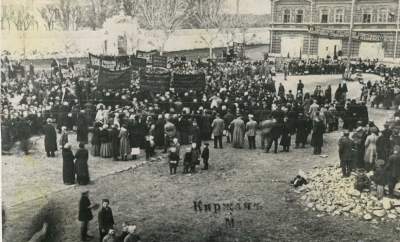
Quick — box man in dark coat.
[79,191,95,241]
[377,124,393,162]
[200,111,212,141]
[352,126,367,168]
[386,146,400,196]
[295,113,308,148]
[311,115,325,155]
[15,117,31,155]
[110,124,120,161]
[98,199,114,242]
[43,118,57,157]
[211,114,225,149]
[266,119,282,154]
[297,80,304,94]
[154,115,165,148]
[77,110,89,144]
[338,130,354,177]
[75,143,90,185]
[62,143,75,184]
[191,121,202,150]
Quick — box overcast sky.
[224,0,271,15]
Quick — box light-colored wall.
[1,28,270,59]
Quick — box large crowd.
[2,55,400,241]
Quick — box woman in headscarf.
[100,124,112,158]
[364,127,378,171]
[62,143,75,185]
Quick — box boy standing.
[201,143,210,170]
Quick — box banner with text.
[152,55,168,68]
[98,67,132,89]
[130,57,147,70]
[89,53,134,69]
[140,71,171,92]
[172,73,206,91]
[136,50,159,64]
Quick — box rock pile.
[298,166,400,223]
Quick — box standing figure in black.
[79,191,95,241]
[311,114,325,155]
[43,118,57,157]
[75,143,90,185]
[98,199,114,242]
[201,143,210,170]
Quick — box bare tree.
[58,0,72,30]
[11,6,36,31]
[230,15,258,45]
[191,0,228,58]
[39,5,59,30]
[85,0,111,30]
[139,0,192,55]
[1,6,14,30]
[121,0,140,16]
[70,6,83,30]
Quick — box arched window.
[283,9,291,23]
[320,9,329,23]
[335,8,344,23]
[296,9,304,23]
[378,8,388,22]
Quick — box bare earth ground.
[3,73,400,242]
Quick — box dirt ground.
[3,73,400,242]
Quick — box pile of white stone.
[298,166,400,223]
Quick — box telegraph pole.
[345,0,356,79]
[393,0,400,59]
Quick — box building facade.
[270,0,400,60]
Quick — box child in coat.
[168,147,180,174]
[201,143,209,170]
[183,148,192,174]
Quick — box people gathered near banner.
[1,55,399,200]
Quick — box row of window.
[281,8,395,23]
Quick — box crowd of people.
[338,121,400,199]
[0,55,384,174]
[2,53,400,241]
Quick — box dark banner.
[152,55,168,68]
[98,67,132,89]
[89,53,134,69]
[172,73,206,91]
[130,57,147,70]
[136,50,159,64]
[140,71,171,92]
